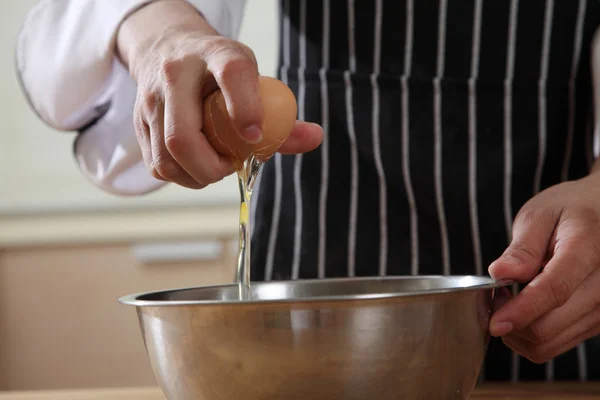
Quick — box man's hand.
[116,0,323,189]
[488,174,600,363]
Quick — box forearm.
[117,0,218,75]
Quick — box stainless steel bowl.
[119,276,510,400]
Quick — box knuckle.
[514,204,560,233]
[164,133,187,158]
[528,323,553,344]
[505,340,551,364]
[204,37,256,61]
[503,336,553,364]
[204,166,225,184]
[504,243,541,265]
[150,168,166,182]
[189,182,207,190]
[152,159,181,181]
[526,349,551,364]
[237,43,258,63]
[141,92,161,113]
[547,277,573,307]
[160,58,184,86]
[214,52,257,82]
[200,36,229,52]
[160,56,206,87]
[514,205,545,226]
[574,206,600,226]
[163,133,224,184]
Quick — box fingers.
[492,286,513,314]
[502,308,600,364]
[143,91,206,189]
[491,239,597,337]
[512,268,600,345]
[162,55,236,184]
[133,105,152,166]
[206,42,264,143]
[135,94,205,189]
[490,209,600,337]
[486,205,558,337]
[132,35,317,190]
[134,53,236,188]
[277,121,324,154]
[488,207,559,283]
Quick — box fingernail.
[490,321,514,337]
[242,125,263,143]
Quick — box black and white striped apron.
[249,0,600,382]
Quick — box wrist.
[116,0,217,76]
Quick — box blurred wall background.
[0,0,279,215]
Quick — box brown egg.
[203,76,298,170]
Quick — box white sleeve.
[16,0,247,196]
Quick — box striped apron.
[249,0,600,382]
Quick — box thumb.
[489,207,557,283]
[277,121,324,155]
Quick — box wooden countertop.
[0,384,599,399]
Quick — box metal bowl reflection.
[119,275,510,400]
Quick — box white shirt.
[16,0,246,196]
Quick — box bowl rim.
[118,275,514,307]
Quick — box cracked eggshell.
[203,76,298,168]
[203,88,252,171]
